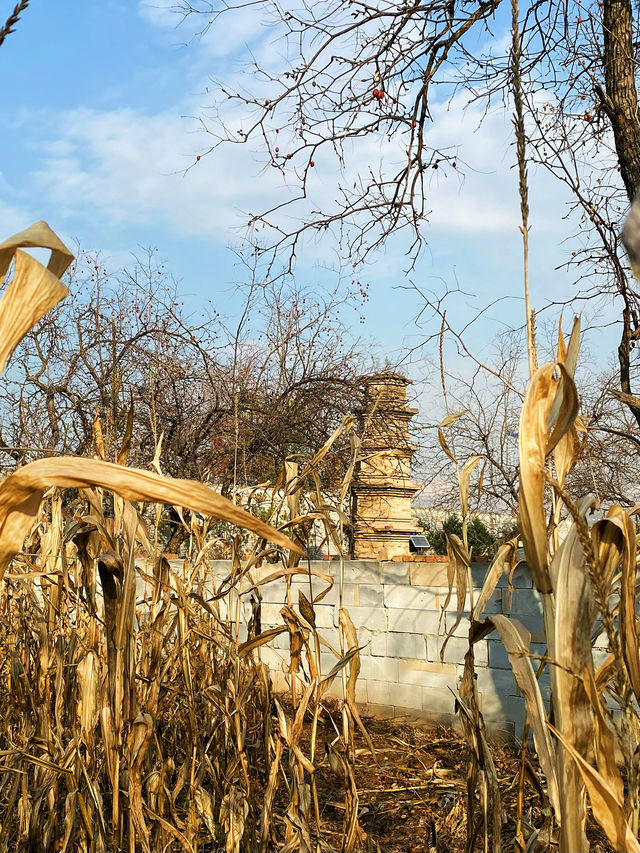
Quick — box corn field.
[3,218,640,852]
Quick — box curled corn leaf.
[0,457,301,581]
[549,724,640,853]
[0,232,72,375]
[518,362,579,593]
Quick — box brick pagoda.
[351,372,421,559]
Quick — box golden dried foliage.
[0,223,374,852]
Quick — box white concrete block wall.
[161,558,543,737]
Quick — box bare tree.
[0,249,366,492]
[176,0,640,456]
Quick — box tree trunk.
[602,0,640,202]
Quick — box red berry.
[264,99,270,105]
[378,91,384,99]
[584,112,591,121]
[310,160,315,167]
[452,161,457,168]
[577,16,582,22]
[412,120,417,127]
[372,88,379,97]
[312,81,317,87]
[196,155,200,161]
[286,153,292,159]
[301,117,305,124]
[275,147,279,152]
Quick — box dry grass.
[3,218,640,852]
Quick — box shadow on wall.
[134,558,553,739]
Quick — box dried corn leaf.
[583,667,624,804]
[339,608,376,757]
[440,409,469,428]
[0,457,300,581]
[438,428,457,464]
[519,362,579,593]
[0,220,73,280]
[472,538,518,621]
[606,505,640,701]
[549,724,640,852]
[117,398,134,465]
[0,249,68,377]
[458,455,481,519]
[237,626,287,657]
[550,504,596,853]
[440,532,469,660]
[76,650,100,747]
[484,615,560,818]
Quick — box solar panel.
[410,534,430,550]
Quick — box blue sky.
[0,1,621,376]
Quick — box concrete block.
[259,645,286,670]
[255,581,288,603]
[385,632,427,659]
[420,686,456,715]
[479,692,526,731]
[474,666,519,697]
[261,580,358,608]
[314,560,382,584]
[437,587,501,614]
[355,627,373,653]
[359,656,399,682]
[336,605,386,632]
[324,677,367,703]
[428,635,488,667]
[387,609,440,633]
[439,613,471,639]
[359,702,395,720]
[409,562,450,586]
[272,631,290,650]
[384,586,439,610]
[259,603,285,626]
[497,563,533,589]
[488,639,546,671]
[358,584,385,607]
[398,659,457,690]
[370,632,387,656]
[367,680,417,708]
[503,588,543,633]
[270,670,290,693]
[307,604,335,629]
[379,562,411,584]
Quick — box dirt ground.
[304,705,611,853]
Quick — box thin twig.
[0,0,30,49]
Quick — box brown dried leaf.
[457,455,481,519]
[518,362,579,593]
[0,249,68,377]
[0,457,300,581]
[549,724,640,852]
[485,615,560,818]
[237,626,287,658]
[472,538,518,621]
[440,409,469,428]
[438,428,457,465]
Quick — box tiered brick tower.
[351,373,420,559]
